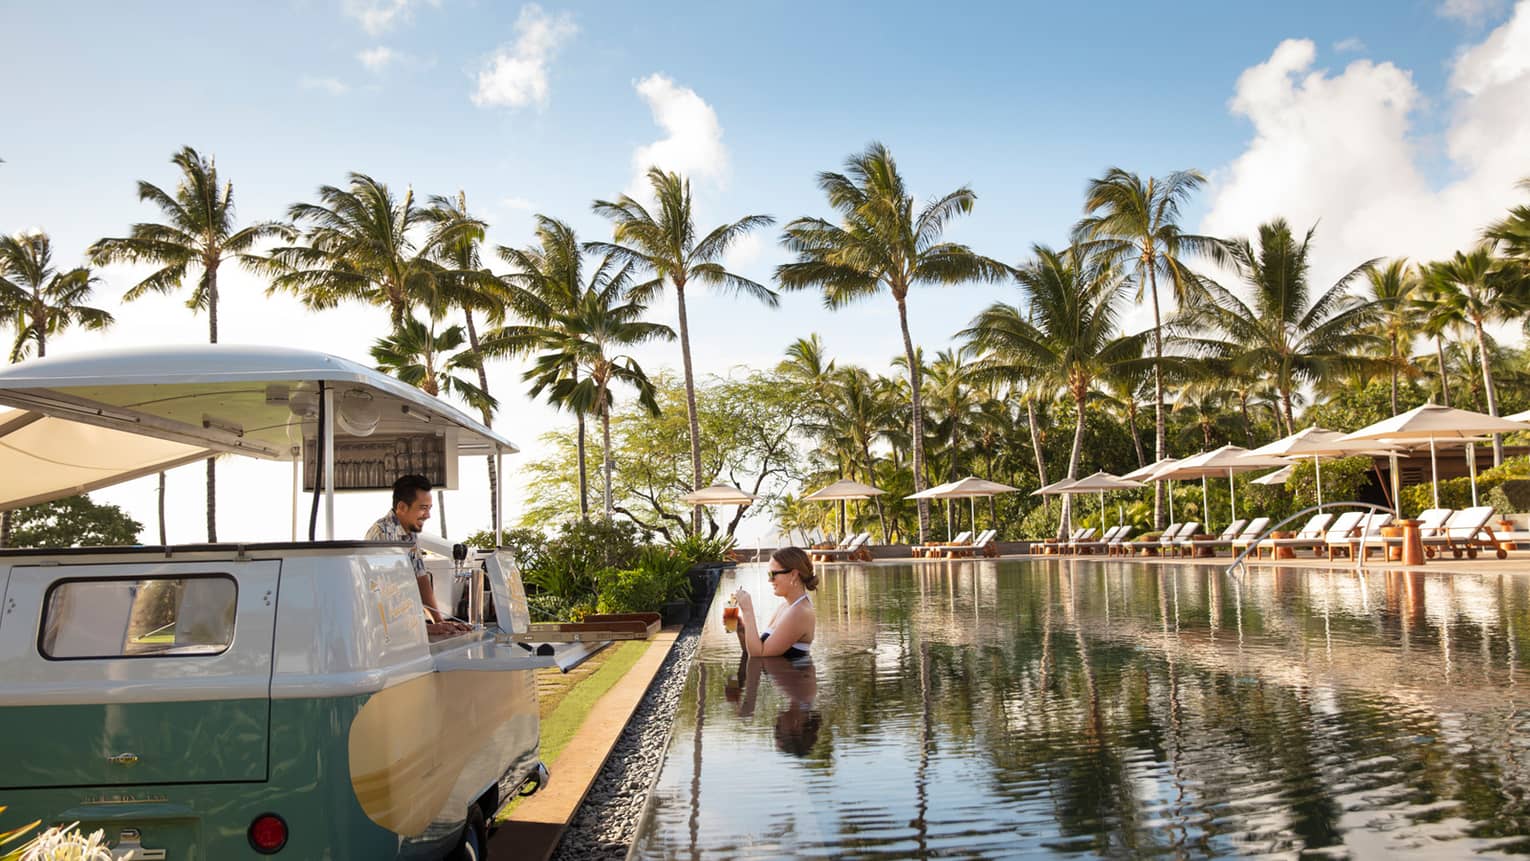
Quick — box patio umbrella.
[1123,457,1179,522]
[803,478,886,540]
[1152,445,1287,526]
[681,483,759,506]
[907,476,1019,535]
[1032,476,1079,535]
[1251,465,1294,485]
[1244,426,1400,510]
[1054,471,1144,529]
[1342,404,1529,509]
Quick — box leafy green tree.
[778,143,1006,542]
[1,231,113,361]
[90,147,289,543]
[7,494,142,547]
[1076,167,1216,527]
[267,173,478,329]
[592,168,776,531]
[963,244,1144,535]
[1425,245,1527,465]
[1176,219,1381,436]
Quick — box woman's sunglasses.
[766,568,793,580]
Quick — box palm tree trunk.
[602,406,614,518]
[1435,336,1452,406]
[158,472,167,545]
[1280,385,1296,436]
[1472,318,1503,466]
[896,294,931,543]
[862,444,888,539]
[1060,392,1087,539]
[462,311,499,535]
[1237,390,1254,445]
[1390,334,1400,416]
[1126,401,1146,467]
[1146,257,1166,530]
[1026,396,1048,488]
[575,413,590,518]
[673,281,703,534]
[206,268,218,542]
[436,489,448,539]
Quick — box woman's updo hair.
[772,547,817,590]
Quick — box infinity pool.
[629,560,1530,859]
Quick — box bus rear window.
[40,576,237,659]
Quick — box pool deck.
[490,626,681,861]
[830,550,1530,576]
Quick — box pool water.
[629,560,1530,859]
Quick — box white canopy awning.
[0,408,216,509]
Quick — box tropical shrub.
[1488,479,1530,514]
[597,547,693,614]
[1399,456,1530,514]
[1285,457,1372,510]
[516,519,649,610]
[668,533,736,567]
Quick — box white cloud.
[625,74,729,198]
[343,0,438,36]
[1200,2,1530,297]
[1333,37,1366,53]
[358,46,396,71]
[499,196,537,211]
[471,4,577,109]
[300,76,351,95]
[1438,0,1507,24]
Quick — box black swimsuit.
[760,594,813,660]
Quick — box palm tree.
[425,191,510,532]
[1175,219,1381,437]
[592,168,776,533]
[1415,281,1461,407]
[0,231,113,549]
[778,143,1007,542]
[267,173,478,330]
[1425,245,1527,465]
[1486,177,1530,262]
[490,216,597,517]
[962,244,1143,536]
[518,258,674,517]
[1,232,112,361]
[1363,259,1424,416]
[372,315,496,538]
[89,146,287,542]
[1076,168,1217,527]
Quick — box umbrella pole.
[1202,477,1210,527]
[1430,436,1440,511]
[839,499,846,542]
[970,496,977,535]
[1099,490,1105,531]
[1467,442,1479,507]
[1228,468,1236,523]
[1167,480,1174,523]
[1314,455,1323,510]
[1389,454,1402,516]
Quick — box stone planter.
[660,600,689,627]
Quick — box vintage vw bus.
[0,345,551,859]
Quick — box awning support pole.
[323,386,335,541]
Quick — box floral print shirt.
[366,510,426,579]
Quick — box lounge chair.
[1165,523,1202,556]
[945,529,999,558]
[812,532,871,562]
[1268,511,1362,558]
[1332,511,1393,560]
[1252,512,1335,559]
[911,530,971,558]
[1106,526,1136,556]
[1225,517,1272,555]
[1365,508,1453,560]
[1071,525,1122,555]
[1178,519,1245,557]
[1150,523,1186,555]
[1063,527,1099,555]
[1422,506,1506,559]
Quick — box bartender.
[366,474,471,636]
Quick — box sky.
[2,0,1530,545]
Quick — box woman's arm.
[750,609,812,658]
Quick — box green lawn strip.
[497,639,649,822]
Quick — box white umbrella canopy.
[905,476,1019,534]
[1506,408,1530,423]
[1252,465,1294,485]
[1244,426,1400,509]
[1343,404,1530,509]
[803,479,886,540]
[1122,457,1178,482]
[1053,471,1145,529]
[1032,477,1079,495]
[680,484,759,506]
[1152,445,1287,525]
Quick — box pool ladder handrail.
[1224,501,1398,577]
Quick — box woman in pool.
[733,547,816,660]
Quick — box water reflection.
[632,560,1530,858]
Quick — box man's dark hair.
[392,474,432,508]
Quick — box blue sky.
[3,0,1528,542]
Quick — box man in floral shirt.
[367,474,470,636]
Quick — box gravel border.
[550,619,703,861]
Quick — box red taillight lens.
[248,813,288,854]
